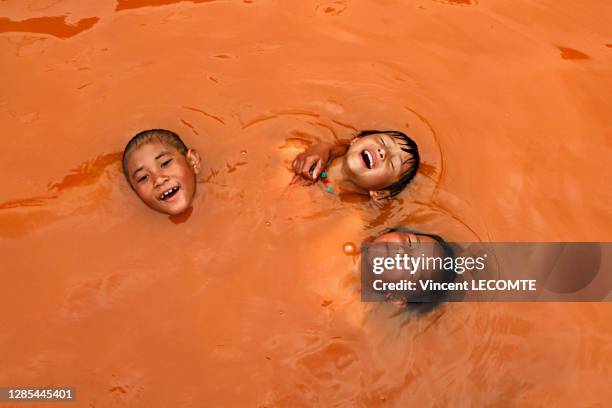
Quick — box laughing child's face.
[125,141,201,215]
[343,132,416,192]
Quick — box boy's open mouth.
[159,186,180,201]
[361,149,375,169]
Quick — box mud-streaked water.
[1,0,611,406]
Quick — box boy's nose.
[154,173,169,187]
[377,148,386,160]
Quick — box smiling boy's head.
[122,129,201,215]
[344,130,419,199]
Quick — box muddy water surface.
[1,0,611,406]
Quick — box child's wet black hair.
[122,129,188,180]
[354,130,420,197]
[385,227,456,314]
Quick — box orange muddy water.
[1,0,611,406]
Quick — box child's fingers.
[304,156,319,180]
[292,156,302,173]
[312,159,323,180]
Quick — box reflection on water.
[1,0,611,406]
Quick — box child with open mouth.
[122,129,202,216]
[292,130,420,205]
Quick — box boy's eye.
[380,137,386,146]
[161,159,173,168]
[137,174,148,183]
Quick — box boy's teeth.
[159,187,177,200]
[362,150,373,168]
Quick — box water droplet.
[265,221,271,227]
[241,150,247,155]
[343,242,357,255]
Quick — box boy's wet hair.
[121,129,188,179]
[354,130,420,196]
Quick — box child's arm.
[292,142,348,181]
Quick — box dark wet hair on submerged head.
[354,130,420,197]
[121,129,188,179]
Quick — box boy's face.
[343,133,414,191]
[371,232,442,291]
[125,141,201,215]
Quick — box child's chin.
[148,202,188,216]
[163,205,189,216]
[348,176,377,192]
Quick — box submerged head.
[344,130,419,200]
[373,228,455,311]
[122,129,201,215]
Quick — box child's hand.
[292,142,333,181]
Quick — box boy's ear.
[369,190,392,207]
[186,149,202,175]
